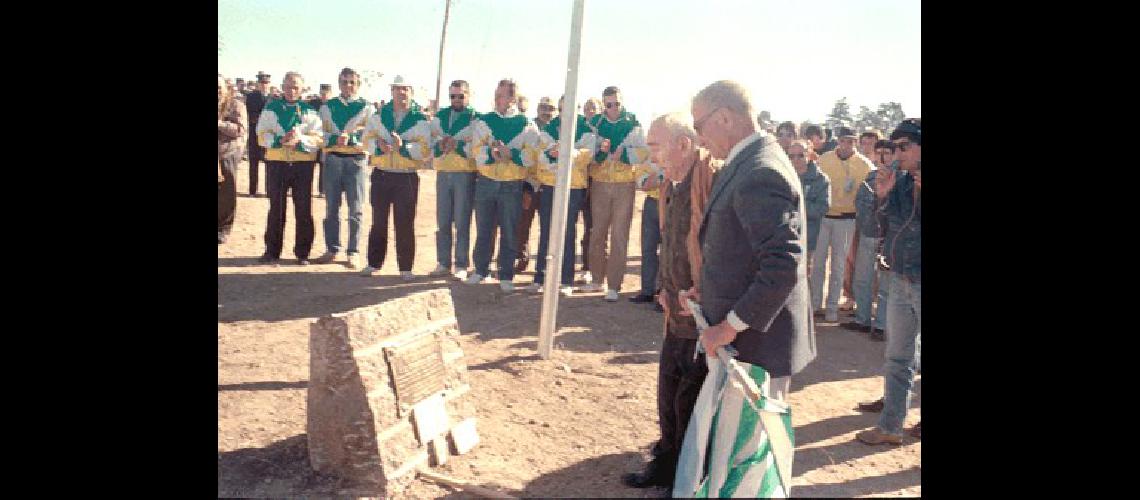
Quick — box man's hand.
[913,169,921,191]
[390,132,403,150]
[439,136,455,153]
[547,144,560,159]
[875,167,896,199]
[700,321,739,356]
[336,134,349,147]
[379,140,393,154]
[677,288,701,317]
[600,138,612,153]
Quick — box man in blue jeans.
[629,163,664,307]
[841,139,896,339]
[857,118,921,445]
[314,68,373,268]
[429,80,480,281]
[464,79,540,292]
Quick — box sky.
[219,0,920,125]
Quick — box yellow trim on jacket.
[435,151,477,172]
[535,149,591,189]
[265,147,320,162]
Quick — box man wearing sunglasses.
[312,68,373,269]
[428,80,480,281]
[857,118,921,446]
[513,96,558,274]
[579,86,650,303]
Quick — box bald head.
[691,80,758,159]
[648,112,700,182]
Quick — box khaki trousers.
[588,181,636,290]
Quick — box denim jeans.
[877,271,921,435]
[811,217,855,312]
[322,153,367,255]
[473,176,523,281]
[853,235,889,329]
[535,186,586,285]
[640,196,661,296]
[435,171,477,269]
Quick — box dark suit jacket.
[698,133,816,378]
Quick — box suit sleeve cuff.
[726,310,749,332]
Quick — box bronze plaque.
[384,333,447,407]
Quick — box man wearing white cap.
[360,75,433,280]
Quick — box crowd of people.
[217,69,921,496]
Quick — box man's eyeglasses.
[449,94,466,99]
[605,102,621,109]
[693,106,723,134]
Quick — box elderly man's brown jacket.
[659,148,718,339]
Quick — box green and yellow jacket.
[588,109,650,183]
[467,108,541,181]
[534,114,593,189]
[255,99,324,162]
[363,100,432,170]
[430,106,479,172]
[319,95,373,155]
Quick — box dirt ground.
[218,159,921,498]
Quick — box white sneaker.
[580,271,593,284]
[560,286,575,297]
[454,269,469,281]
[314,251,337,264]
[360,265,379,276]
[605,289,619,302]
[429,264,450,276]
[524,282,543,293]
[500,281,515,292]
[464,273,485,285]
[579,283,603,293]
[345,253,359,269]
[401,271,415,281]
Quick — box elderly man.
[313,68,373,269]
[622,112,718,490]
[857,118,921,445]
[579,86,650,302]
[464,79,541,292]
[811,127,873,323]
[429,79,480,281]
[255,71,325,265]
[674,81,815,497]
[360,75,432,280]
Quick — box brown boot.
[856,428,903,446]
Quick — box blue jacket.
[799,161,830,252]
[855,168,881,238]
[877,164,920,282]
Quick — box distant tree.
[856,105,882,133]
[826,97,854,131]
[877,102,907,133]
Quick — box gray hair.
[651,112,699,144]
[283,71,304,84]
[692,80,756,124]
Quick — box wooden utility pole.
[430,0,453,169]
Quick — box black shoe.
[629,294,655,303]
[857,397,885,413]
[257,254,279,264]
[910,421,921,439]
[654,303,664,313]
[218,233,227,244]
[870,328,886,341]
[622,469,673,489]
[839,321,867,332]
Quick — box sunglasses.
[449,94,466,99]
[605,102,621,109]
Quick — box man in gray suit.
[678,81,816,493]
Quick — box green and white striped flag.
[675,357,794,498]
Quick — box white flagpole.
[538,0,586,359]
